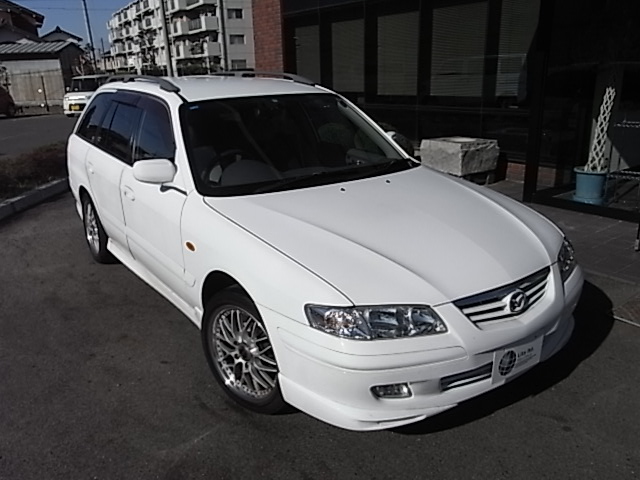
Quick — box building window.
[295,25,320,84]
[231,59,247,70]
[228,8,243,19]
[229,34,245,45]
[430,1,489,98]
[332,19,364,93]
[378,12,419,96]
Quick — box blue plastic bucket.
[573,167,606,205]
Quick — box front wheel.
[202,288,286,414]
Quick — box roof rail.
[106,75,181,93]
[212,71,315,86]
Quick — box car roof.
[103,74,326,103]
[72,74,110,80]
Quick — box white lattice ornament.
[586,76,617,172]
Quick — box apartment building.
[107,0,254,74]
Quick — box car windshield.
[70,77,107,92]
[181,93,416,196]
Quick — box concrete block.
[419,137,499,177]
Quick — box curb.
[0,179,69,223]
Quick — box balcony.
[167,0,187,13]
[190,40,220,58]
[170,20,188,37]
[187,15,218,33]
[174,42,189,59]
[109,29,124,42]
[141,18,155,29]
[185,0,216,10]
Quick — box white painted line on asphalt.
[614,315,640,328]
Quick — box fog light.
[371,383,412,399]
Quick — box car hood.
[204,167,562,306]
[64,91,94,100]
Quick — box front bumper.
[261,265,584,431]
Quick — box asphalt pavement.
[0,193,638,479]
[0,114,77,159]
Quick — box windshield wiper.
[370,157,417,174]
[253,159,417,194]
[253,171,337,194]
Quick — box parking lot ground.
[0,193,639,479]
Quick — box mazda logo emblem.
[507,289,528,314]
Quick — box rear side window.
[134,98,175,161]
[99,101,142,165]
[77,93,114,143]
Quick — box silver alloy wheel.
[212,306,278,400]
[84,202,100,254]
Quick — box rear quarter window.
[76,93,114,143]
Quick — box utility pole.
[80,0,97,67]
[158,0,174,76]
[100,37,107,72]
[218,0,228,70]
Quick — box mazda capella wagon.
[67,73,583,431]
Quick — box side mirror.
[66,86,70,92]
[132,159,176,184]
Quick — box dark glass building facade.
[279,0,640,220]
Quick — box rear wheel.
[202,288,286,414]
[6,104,16,117]
[82,197,115,264]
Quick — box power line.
[20,6,118,11]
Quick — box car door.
[119,95,190,297]
[80,91,136,249]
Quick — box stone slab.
[420,136,499,176]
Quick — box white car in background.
[66,73,584,431]
[63,74,110,116]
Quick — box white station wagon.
[67,73,584,431]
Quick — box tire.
[82,196,115,264]
[6,104,16,118]
[202,288,286,414]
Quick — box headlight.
[558,237,576,282]
[305,304,447,340]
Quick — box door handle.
[122,186,135,201]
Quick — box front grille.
[453,267,550,325]
[440,362,493,391]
